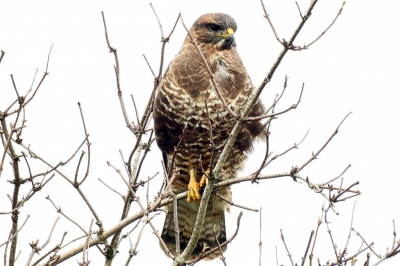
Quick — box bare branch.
[260,0,284,45]
[5,45,52,117]
[352,228,381,259]
[303,2,346,49]
[0,50,5,64]
[76,102,91,186]
[214,192,259,212]
[46,196,87,234]
[17,135,89,185]
[295,2,304,20]
[338,202,356,262]
[309,211,323,266]
[247,83,304,121]
[301,230,314,266]
[130,94,141,129]
[252,131,270,183]
[392,220,397,251]
[322,164,352,186]
[149,2,165,39]
[45,43,54,73]
[142,54,155,77]
[81,219,94,265]
[259,207,262,266]
[173,194,180,255]
[101,11,135,134]
[25,217,61,265]
[213,227,227,266]
[296,112,352,173]
[124,216,148,265]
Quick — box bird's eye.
[208,24,221,31]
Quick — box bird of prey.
[153,13,265,259]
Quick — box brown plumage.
[153,13,265,259]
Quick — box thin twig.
[251,129,310,175]
[142,54,155,77]
[296,112,352,173]
[280,229,295,266]
[259,207,262,266]
[392,220,397,251]
[45,43,54,73]
[167,126,187,179]
[352,228,381,259]
[260,0,284,44]
[296,2,304,20]
[101,11,135,134]
[252,131,270,183]
[213,227,227,266]
[339,243,374,265]
[21,151,35,188]
[0,50,5,64]
[214,192,259,212]
[82,219,94,265]
[133,131,155,185]
[338,202,356,261]
[99,178,125,200]
[118,217,142,247]
[204,98,216,173]
[0,215,30,248]
[125,216,148,265]
[130,94,141,128]
[76,102,91,186]
[322,164,352,186]
[325,214,338,258]
[17,135,89,185]
[25,217,61,265]
[303,2,346,49]
[247,83,304,121]
[149,3,165,38]
[309,212,323,266]
[301,230,315,266]
[46,196,87,234]
[173,193,180,255]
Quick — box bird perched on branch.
[154,13,265,259]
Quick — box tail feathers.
[161,199,226,260]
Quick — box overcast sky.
[1,1,399,265]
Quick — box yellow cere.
[216,27,234,38]
[226,27,234,36]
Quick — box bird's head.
[189,13,237,50]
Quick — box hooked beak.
[217,27,235,49]
[215,27,235,39]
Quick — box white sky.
[1,0,399,265]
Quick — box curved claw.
[199,168,210,187]
[187,168,201,204]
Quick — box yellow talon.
[187,168,210,204]
[199,168,210,188]
[187,168,201,204]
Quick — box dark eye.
[208,24,221,31]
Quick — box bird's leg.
[187,168,210,204]
[187,168,201,204]
[199,168,210,187]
